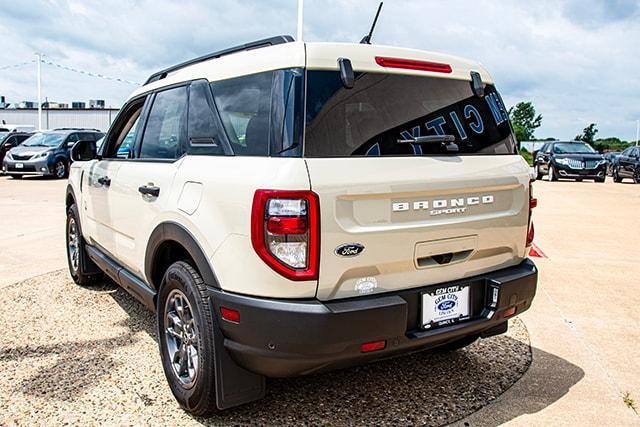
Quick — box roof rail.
[144,35,295,85]
[53,127,102,132]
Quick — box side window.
[139,86,188,160]
[104,98,146,159]
[16,135,30,144]
[187,80,225,155]
[5,136,16,146]
[66,133,80,145]
[210,71,274,156]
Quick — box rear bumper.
[209,259,537,377]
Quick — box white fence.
[0,108,119,132]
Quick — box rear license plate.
[422,284,470,329]
[15,163,24,169]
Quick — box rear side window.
[209,69,303,157]
[187,80,225,155]
[139,86,188,160]
[304,71,516,157]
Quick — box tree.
[575,123,598,143]
[508,102,543,143]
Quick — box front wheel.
[54,160,68,179]
[549,165,559,181]
[66,204,101,285]
[613,167,623,183]
[158,261,219,416]
[634,170,640,184]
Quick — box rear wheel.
[548,165,559,181]
[158,261,218,416]
[434,334,479,353]
[634,170,640,184]
[595,176,606,183]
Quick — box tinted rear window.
[304,71,516,157]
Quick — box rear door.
[107,85,188,275]
[303,70,530,301]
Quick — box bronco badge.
[335,243,365,257]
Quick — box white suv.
[65,35,538,415]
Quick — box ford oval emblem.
[335,243,365,257]
[437,300,457,311]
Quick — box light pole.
[297,0,304,41]
[35,53,42,130]
[636,120,639,147]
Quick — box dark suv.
[2,128,103,179]
[534,141,606,182]
[0,131,32,171]
[612,146,640,183]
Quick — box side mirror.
[338,58,355,89]
[71,140,97,161]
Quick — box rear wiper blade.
[397,135,456,144]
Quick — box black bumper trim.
[208,259,537,377]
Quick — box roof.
[129,37,494,101]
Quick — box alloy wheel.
[164,289,200,388]
[67,217,79,273]
[55,161,66,178]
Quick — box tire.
[434,334,479,353]
[613,167,623,183]
[634,170,640,184]
[548,165,559,181]
[54,159,68,179]
[595,176,606,183]
[535,164,543,180]
[158,261,218,417]
[10,174,22,179]
[66,204,102,286]
[575,178,583,182]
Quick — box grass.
[519,148,534,166]
[623,392,638,414]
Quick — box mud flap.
[212,306,266,410]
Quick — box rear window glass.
[304,71,516,157]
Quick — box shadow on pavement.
[455,347,585,426]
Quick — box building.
[0,107,119,132]
[72,101,87,109]
[17,101,37,109]
[0,96,7,109]
[42,102,69,109]
[89,99,105,109]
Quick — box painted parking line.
[529,243,548,258]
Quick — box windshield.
[304,71,516,157]
[553,143,596,154]
[22,132,65,147]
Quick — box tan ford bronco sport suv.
[65,35,538,415]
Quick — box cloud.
[0,0,638,140]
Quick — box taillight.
[251,190,320,281]
[375,56,452,74]
[527,180,537,247]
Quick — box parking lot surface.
[1,175,639,425]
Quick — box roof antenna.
[360,2,383,44]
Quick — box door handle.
[138,185,160,197]
[97,176,111,187]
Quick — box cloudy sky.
[1,0,639,140]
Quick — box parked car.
[0,124,36,133]
[65,35,538,415]
[0,131,32,171]
[612,146,640,183]
[3,128,103,179]
[534,141,606,182]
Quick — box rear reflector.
[220,307,240,323]
[503,306,517,318]
[530,197,538,209]
[375,56,452,74]
[360,340,386,353]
